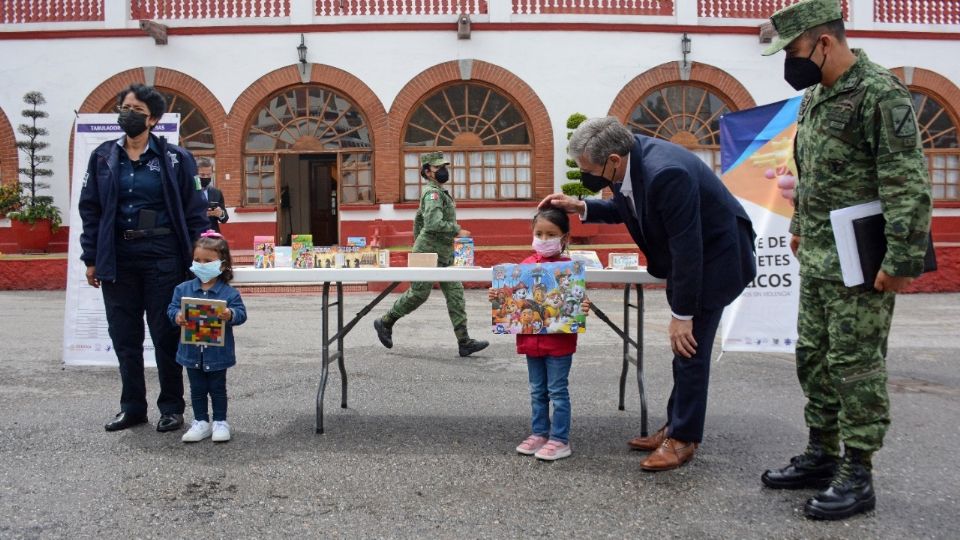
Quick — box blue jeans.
[526,354,573,443]
[186,367,227,422]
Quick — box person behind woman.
[168,232,247,443]
[489,208,590,460]
[79,83,209,433]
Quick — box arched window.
[100,89,216,158]
[912,90,960,201]
[402,83,532,201]
[626,84,732,174]
[244,86,372,205]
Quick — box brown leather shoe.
[640,437,697,471]
[627,424,668,451]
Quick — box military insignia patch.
[891,105,916,138]
[881,98,920,153]
[430,192,439,200]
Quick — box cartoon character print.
[512,282,530,307]
[509,265,523,287]
[493,266,507,288]
[544,290,564,321]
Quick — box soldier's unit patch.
[891,105,916,138]
[430,192,439,200]
[880,97,920,153]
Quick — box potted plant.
[0,182,20,218]
[560,113,599,238]
[7,91,61,253]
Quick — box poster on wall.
[62,114,180,366]
[718,97,802,353]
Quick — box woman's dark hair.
[116,84,167,119]
[421,163,432,180]
[195,234,233,283]
[532,207,570,234]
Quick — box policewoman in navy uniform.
[79,84,209,433]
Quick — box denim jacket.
[167,278,247,371]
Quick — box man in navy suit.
[540,117,756,471]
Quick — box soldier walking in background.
[373,152,489,358]
[759,0,933,521]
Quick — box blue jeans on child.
[186,367,227,422]
[526,354,573,443]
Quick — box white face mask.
[532,236,563,257]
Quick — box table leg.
[337,282,347,408]
[595,284,648,437]
[634,284,647,437]
[317,281,331,434]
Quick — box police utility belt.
[122,227,172,240]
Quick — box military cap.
[420,151,450,166]
[762,0,843,56]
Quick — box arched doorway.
[401,82,533,201]
[244,85,372,245]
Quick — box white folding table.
[233,267,663,434]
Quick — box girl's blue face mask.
[190,260,222,283]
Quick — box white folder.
[829,200,882,286]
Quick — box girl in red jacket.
[489,208,589,460]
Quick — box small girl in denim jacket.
[167,231,247,443]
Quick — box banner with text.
[719,98,801,353]
[62,114,179,366]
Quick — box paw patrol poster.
[491,261,588,335]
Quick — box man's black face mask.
[784,38,826,91]
[580,157,614,193]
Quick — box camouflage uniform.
[769,5,932,455]
[383,152,471,342]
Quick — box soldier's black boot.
[761,429,840,489]
[458,338,489,357]
[374,317,393,349]
[804,448,875,520]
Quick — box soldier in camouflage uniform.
[759,0,932,521]
[373,152,489,357]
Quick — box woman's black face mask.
[434,166,450,183]
[580,157,614,193]
[118,109,149,137]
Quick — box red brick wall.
[0,107,17,186]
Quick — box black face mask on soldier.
[118,109,149,138]
[580,157,614,193]
[784,39,826,91]
[434,167,450,183]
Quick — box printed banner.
[62,114,180,366]
[491,261,588,334]
[719,98,801,353]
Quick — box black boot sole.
[804,493,876,520]
[761,472,835,490]
[374,319,393,349]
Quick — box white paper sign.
[62,114,179,366]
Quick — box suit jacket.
[585,135,756,317]
[204,186,229,232]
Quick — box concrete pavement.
[0,289,958,539]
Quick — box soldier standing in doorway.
[374,152,489,358]
[759,0,932,521]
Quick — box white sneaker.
[212,420,231,443]
[181,420,212,443]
